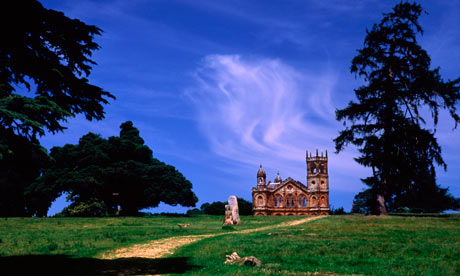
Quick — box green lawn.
[172,215,460,276]
[0,215,295,257]
[0,215,458,276]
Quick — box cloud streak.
[187,54,367,190]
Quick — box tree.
[237,198,253,216]
[200,201,226,216]
[0,1,114,216]
[0,130,52,216]
[351,189,374,214]
[200,198,252,216]
[39,121,198,216]
[335,2,460,214]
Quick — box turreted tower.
[274,171,282,183]
[306,149,329,191]
[257,164,266,187]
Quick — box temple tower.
[306,149,329,191]
[306,149,329,211]
[257,164,266,187]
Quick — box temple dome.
[275,171,282,183]
[257,164,266,178]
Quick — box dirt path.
[101,215,325,260]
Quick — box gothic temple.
[252,150,330,215]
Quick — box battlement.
[306,149,328,161]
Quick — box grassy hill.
[0,214,458,275]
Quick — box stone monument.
[223,195,240,225]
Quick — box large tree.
[38,121,198,216]
[0,1,114,216]
[335,2,460,214]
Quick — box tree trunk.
[376,193,387,215]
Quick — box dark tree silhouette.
[39,121,198,216]
[0,1,114,216]
[335,2,460,214]
[200,198,252,216]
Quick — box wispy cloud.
[187,54,367,190]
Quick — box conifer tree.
[335,2,460,214]
[0,1,114,216]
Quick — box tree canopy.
[198,198,253,216]
[0,1,114,140]
[335,2,460,214]
[0,1,114,216]
[38,121,198,216]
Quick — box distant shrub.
[237,198,253,216]
[396,207,410,213]
[186,208,203,216]
[55,198,108,217]
[148,212,189,217]
[388,213,454,217]
[201,198,253,216]
[330,206,347,215]
[201,202,226,215]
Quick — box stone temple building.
[252,150,330,215]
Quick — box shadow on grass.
[0,255,201,275]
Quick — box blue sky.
[38,0,460,215]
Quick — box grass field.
[0,214,459,275]
[0,215,294,257]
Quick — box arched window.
[257,195,264,206]
[286,195,295,208]
[298,195,307,208]
[274,194,282,207]
[311,196,317,206]
[320,196,327,207]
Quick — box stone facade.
[252,150,330,216]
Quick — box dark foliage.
[335,2,460,214]
[200,198,253,216]
[56,198,108,217]
[351,189,374,214]
[0,1,113,216]
[0,1,114,139]
[0,130,52,216]
[200,201,226,216]
[237,198,253,216]
[40,121,198,216]
[330,206,347,215]
[186,208,203,216]
[147,212,189,217]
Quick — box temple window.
[320,196,327,207]
[257,195,264,206]
[311,196,317,206]
[286,195,294,208]
[298,196,307,207]
[274,195,282,207]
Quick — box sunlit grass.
[172,215,460,276]
[2,215,458,275]
[0,215,297,257]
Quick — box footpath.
[101,215,326,259]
